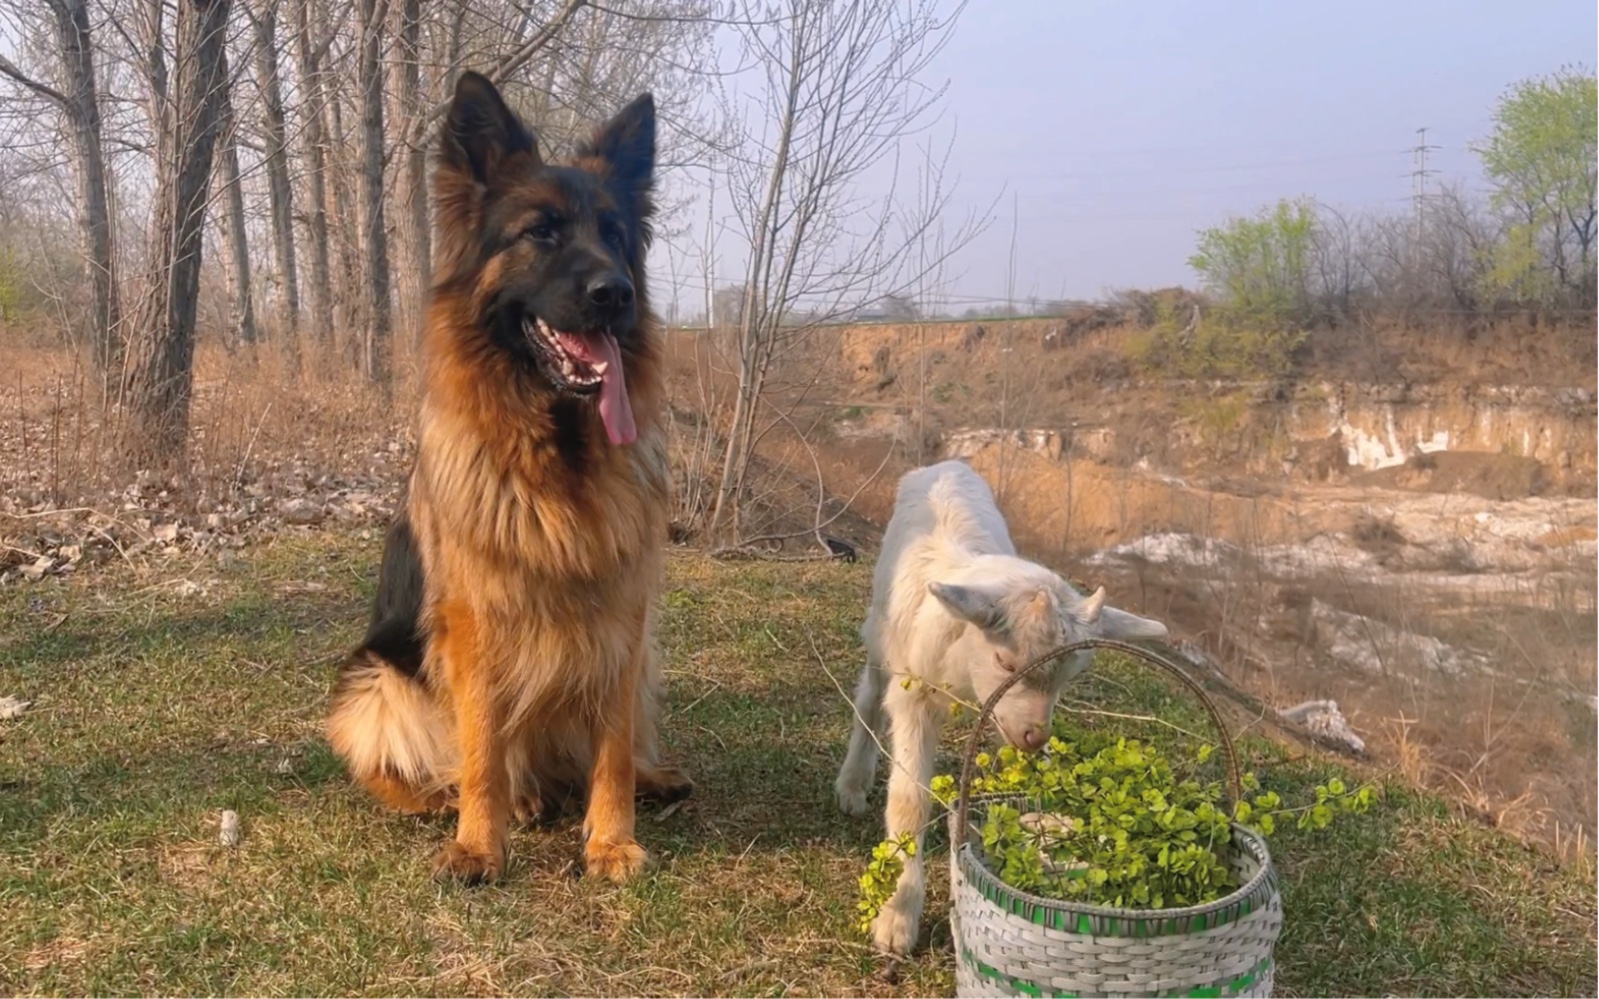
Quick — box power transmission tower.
[1410,126,1439,248]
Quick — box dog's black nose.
[586,274,634,313]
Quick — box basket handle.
[953,638,1243,849]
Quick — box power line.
[1004,148,1405,183]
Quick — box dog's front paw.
[431,840,504,884]
[584,837,648,883]
[871,896,923,956]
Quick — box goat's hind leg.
[835,653,889,816]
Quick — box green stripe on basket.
[960,949,1070,998]
[959,951,1274,998]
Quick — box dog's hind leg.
[430,599,510,885]
[635,763,694,805]
[631,632,694,807]
[327,516,454,815]
[835,649,890,816]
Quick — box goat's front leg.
[872,691,941,956]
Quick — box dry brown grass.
[3,314,1594,876]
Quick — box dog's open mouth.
[522,316,637,446]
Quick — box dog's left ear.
[580,93,656,217]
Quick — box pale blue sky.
[658,0,1596,315]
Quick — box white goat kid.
[835,460,1169,955]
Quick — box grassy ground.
[1,531,1594,997]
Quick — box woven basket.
[947,639,1285,998]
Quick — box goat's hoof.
[871,901,920,956]
[835,780,871,816]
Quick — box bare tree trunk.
[356,0,392,387]
[1,0,125,371]
[397,0,429,333]
[135,0,172,169]
[215,47,258,347]
[326,74,365,358]
[294,0,332,347]
[127,0,233,462]
[251,0,300,348]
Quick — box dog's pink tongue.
[575,333,635,446]
[593,335,636,445]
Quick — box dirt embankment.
[661,318,1597,863]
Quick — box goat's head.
[929,572,1168,751]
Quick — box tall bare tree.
[706,0,982,540]
[214,44,259,346]
[355,0,392,385]
[249,0,300,345]
[0,0,122,372]
[293,0,333,346]
[126,0,234,460]
[395,0,429,334]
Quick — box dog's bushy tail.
[326,517,454,812]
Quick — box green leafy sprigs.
[856,722,1374,931]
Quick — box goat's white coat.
[834,460,1169,955]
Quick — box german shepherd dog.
[326,72,691,884]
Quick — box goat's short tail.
[326,648,455,813]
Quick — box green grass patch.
[0,534,1592,996]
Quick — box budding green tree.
[1476,66,1598,306]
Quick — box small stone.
[0,695,31,720]
[21,557,53,582]
[219,810,241,847]
[279,498,323,525]
[152,523,180,544]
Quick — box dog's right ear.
[440,71,540,184]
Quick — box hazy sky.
[656,0,1596,315]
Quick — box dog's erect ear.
[579,93,656,212]
[440,71,539,184]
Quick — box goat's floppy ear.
[440,71,539,184]
[1098,606,1169,641]
[929,581,1007,631]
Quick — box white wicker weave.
[946,815,1272,991]
[943,639,1287,999]
[948,808,1283,998]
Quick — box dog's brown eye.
[525,221,556,243]
[602,223,625,249]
